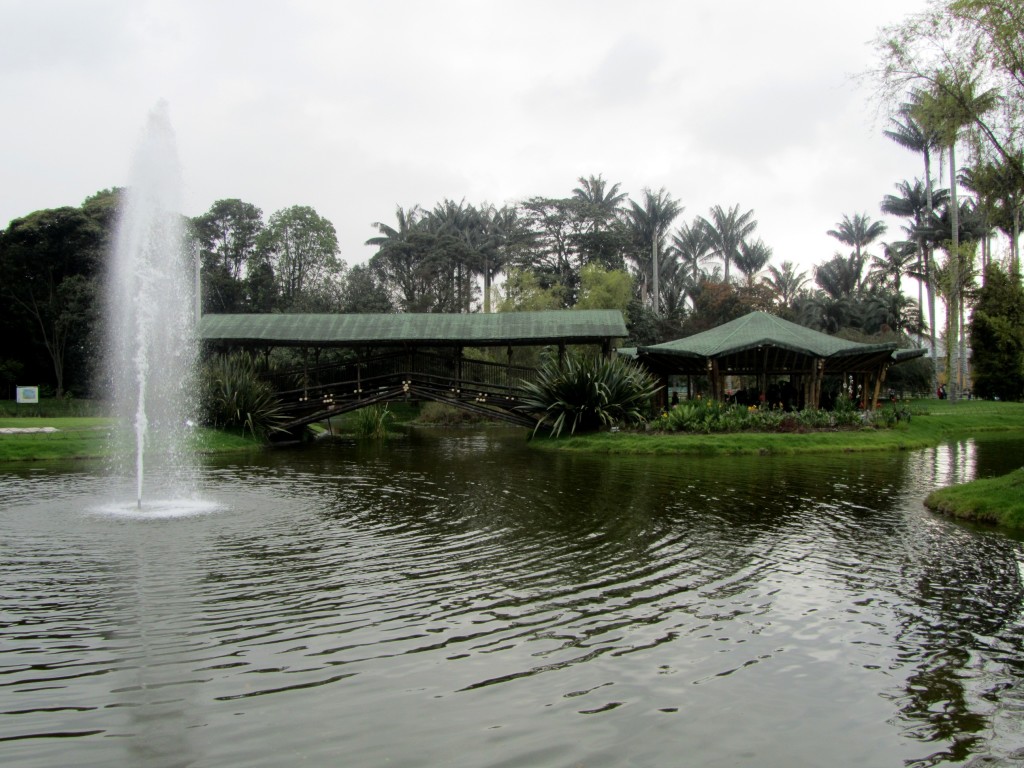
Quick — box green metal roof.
[197,310,628,347]
[640,312,895,359]
[637,311,900,375]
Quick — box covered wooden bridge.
[635,311,926,410]
[197,310,629,432]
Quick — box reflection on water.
[1,432,1023,767]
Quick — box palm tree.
[826,213,886,294]
[733,239,773,287]
[762,260,808,309]
[670,219,715,296]
[366,205,426,311]
[869,241,917,295]
[885,101,945,382]
[880,179,950,350]
[914,76,998,399]
[815,253,864,302]
[481,205,534,313]
[572,174,627,231]
[961,158,1023,275]
[700,204,757,284]
[625,188,683,315]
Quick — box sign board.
[16,386,39,404]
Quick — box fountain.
[104,102,201,512]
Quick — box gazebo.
[635,311,925,410]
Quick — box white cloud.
[1,0,948,276]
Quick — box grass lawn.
[531,399,1024,457]
[0,416,262,462]
[925,468,1024,529]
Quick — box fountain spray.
[106,103,198,508]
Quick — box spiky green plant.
[518,350,661,437]
[352,404,390,439]
[201,352,288,439]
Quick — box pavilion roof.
[636,311,900,375]
[197,310,628,348]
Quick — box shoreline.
[528,400,1024,457]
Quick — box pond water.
[2,431,1024,767]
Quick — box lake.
[2,430,1023,767]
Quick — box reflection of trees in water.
[890,522,1024,766]
[198,432,1024,760]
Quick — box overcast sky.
[2,0,941,275]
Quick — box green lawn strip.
[531,400,1024,457]
[0,419,262,462]
[925,468,1024,529]
[0,417,115,430]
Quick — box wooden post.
[812,358,824,409]
[871,364,888,410]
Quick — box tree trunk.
[948,143,960,403]
[652,239,660,315]
[924,149,939,396]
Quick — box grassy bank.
[0,416,262,462]
[925,468,1024,529]
[531,399,1024,456]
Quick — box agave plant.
[518,349,661,437]
[200,352,288,439]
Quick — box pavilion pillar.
[870,364,888,410]
[457,346,464,392]
[812,358,824,409]
[302,347,309,398]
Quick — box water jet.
[105,103,198,510]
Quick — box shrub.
[518,349,661,437]
[351,404,390,439]
[201,352,287,439]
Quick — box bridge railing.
[270,350,538,399]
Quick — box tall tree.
[571,176,630,272]
[700,204,757,285]
[869,241,917,294]
[366,205,437,312]
[881,178,950,357]
[915,75,998,398]
[260,205,342,312]
[970,262,1024,400]
[671,219,715,285]
[961,155,1024,274]
[338,264,394,314]
[0,206,105,397]
[518,196,585,306]
[625,188,682,315]
[763,260,809,310]
[191,198,264,313]
[884,102,945,367]
[826,213,887,294]
[733,238,773,287]
[572,174,627,231]
[874,0,1024,181]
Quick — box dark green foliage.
[517,349,661,437]
[351,405,390,439]
[970,264,1024,400]
[0,203,109,397]
[655,395,904,433]
[200,352,287,439]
